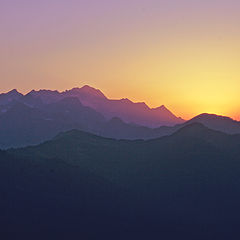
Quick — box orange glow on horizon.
[1,0,240,121]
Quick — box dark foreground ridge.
[1,124,240,239]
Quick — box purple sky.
[1,0,240,118]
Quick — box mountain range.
[1,86,240,238]
[1,123,240,238]
[1,86,240,149]
[0,86,184,127]
[29,85,185,127]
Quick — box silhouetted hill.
[184,113,240,134]
[2,124,240,238]
[173,122,227,140]
[169,122,240,151]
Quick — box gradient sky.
[1,0,240,119]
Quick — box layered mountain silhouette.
[25,85,185,127]
[0,98,106,148]
[0,96,175,148]
[2,124,240,238]
[1,87,240,149]
[0,87,182,148]
[184,113,240,134]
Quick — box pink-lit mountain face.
[28,85,184,127]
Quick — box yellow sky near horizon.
[1,0,240,120]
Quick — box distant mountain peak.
[183,113,240,135]
[120,98,132,103]
[152,105,168,111]
[119,98,149,110]
[192,113,236,122]
[5,89,22,97]
[0,89,23,106]
[81,85,95,90]
[68,85,106,99]
[152,105,170,111]
[159,104,166,109]
[8,89,19,94]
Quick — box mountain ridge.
[3,114,240,238]
[12,85,184,127]
[1,88,240,149]
[184,113,240,134]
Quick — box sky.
[0,0,240,120]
